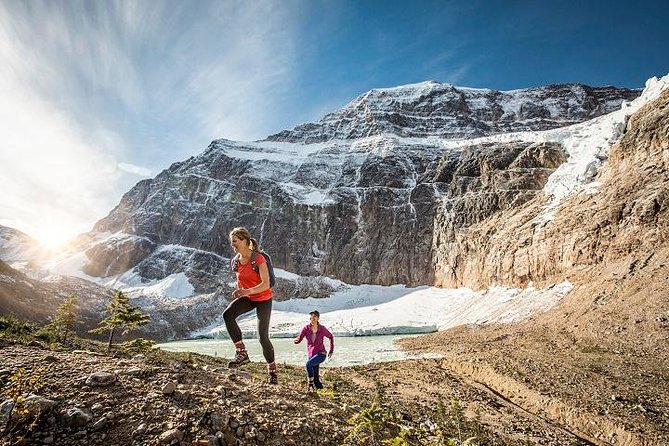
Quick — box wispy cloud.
[440,62,474,86]
[0,2,129,241]
[0,73,123,241]
[0,0,304,243]
[175,2,301,141]
[118,163,152,177]
[426,50,457,68]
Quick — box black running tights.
[223,297,275,363]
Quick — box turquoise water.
[157,334,437,367]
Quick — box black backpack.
[230,251,276,288]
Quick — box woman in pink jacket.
[294,310,335,391]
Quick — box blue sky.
[0,0,667,245]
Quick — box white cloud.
[175,1,302,141]
[118,163,152,177]
[441,62,474,85]
[0,2,143,244]
[0,0,305,243]
[0,74,123,242]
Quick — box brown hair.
[229,227,260,251]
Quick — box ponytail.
[249,237,260,251]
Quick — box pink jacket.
[296,324,335,358]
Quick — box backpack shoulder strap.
[230,253,241,272]
[250,251,259,273]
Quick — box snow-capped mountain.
[79,81,639,288]
[267,81,640,142]
[3,75,668,342]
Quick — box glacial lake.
[157,334,440,367]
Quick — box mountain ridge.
[267,81,640,143]
[79,79,641,293]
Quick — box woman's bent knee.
[223,308,235,323]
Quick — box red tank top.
[236,254,272,301]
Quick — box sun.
[32,224,77,249]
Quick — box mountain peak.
[266,81,641,144]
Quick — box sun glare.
[33,225,77,249]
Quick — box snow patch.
[121,272,194,299]
[197,281,572,338]
[540,75,669,202]
[434,74,669,209]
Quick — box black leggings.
[223,297,275,363]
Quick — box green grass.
[0,314,36,343]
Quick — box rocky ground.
[1,246,667,446]
[402,253,669,446]
[1,254,667,446]
[0,340,354,446]
[0,332,613,446]
[0,327,648,446]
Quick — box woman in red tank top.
[223,227,277,384]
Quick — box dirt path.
[335,359,594,445]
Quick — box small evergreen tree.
[46,294,78,343]
[90,291,151,351]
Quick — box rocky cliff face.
[87,138,567,287]
[81,82,638,290]
[434,88,669,290]
[89,137,442,286]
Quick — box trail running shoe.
[228,349,250,368]
[268,371,278,385]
